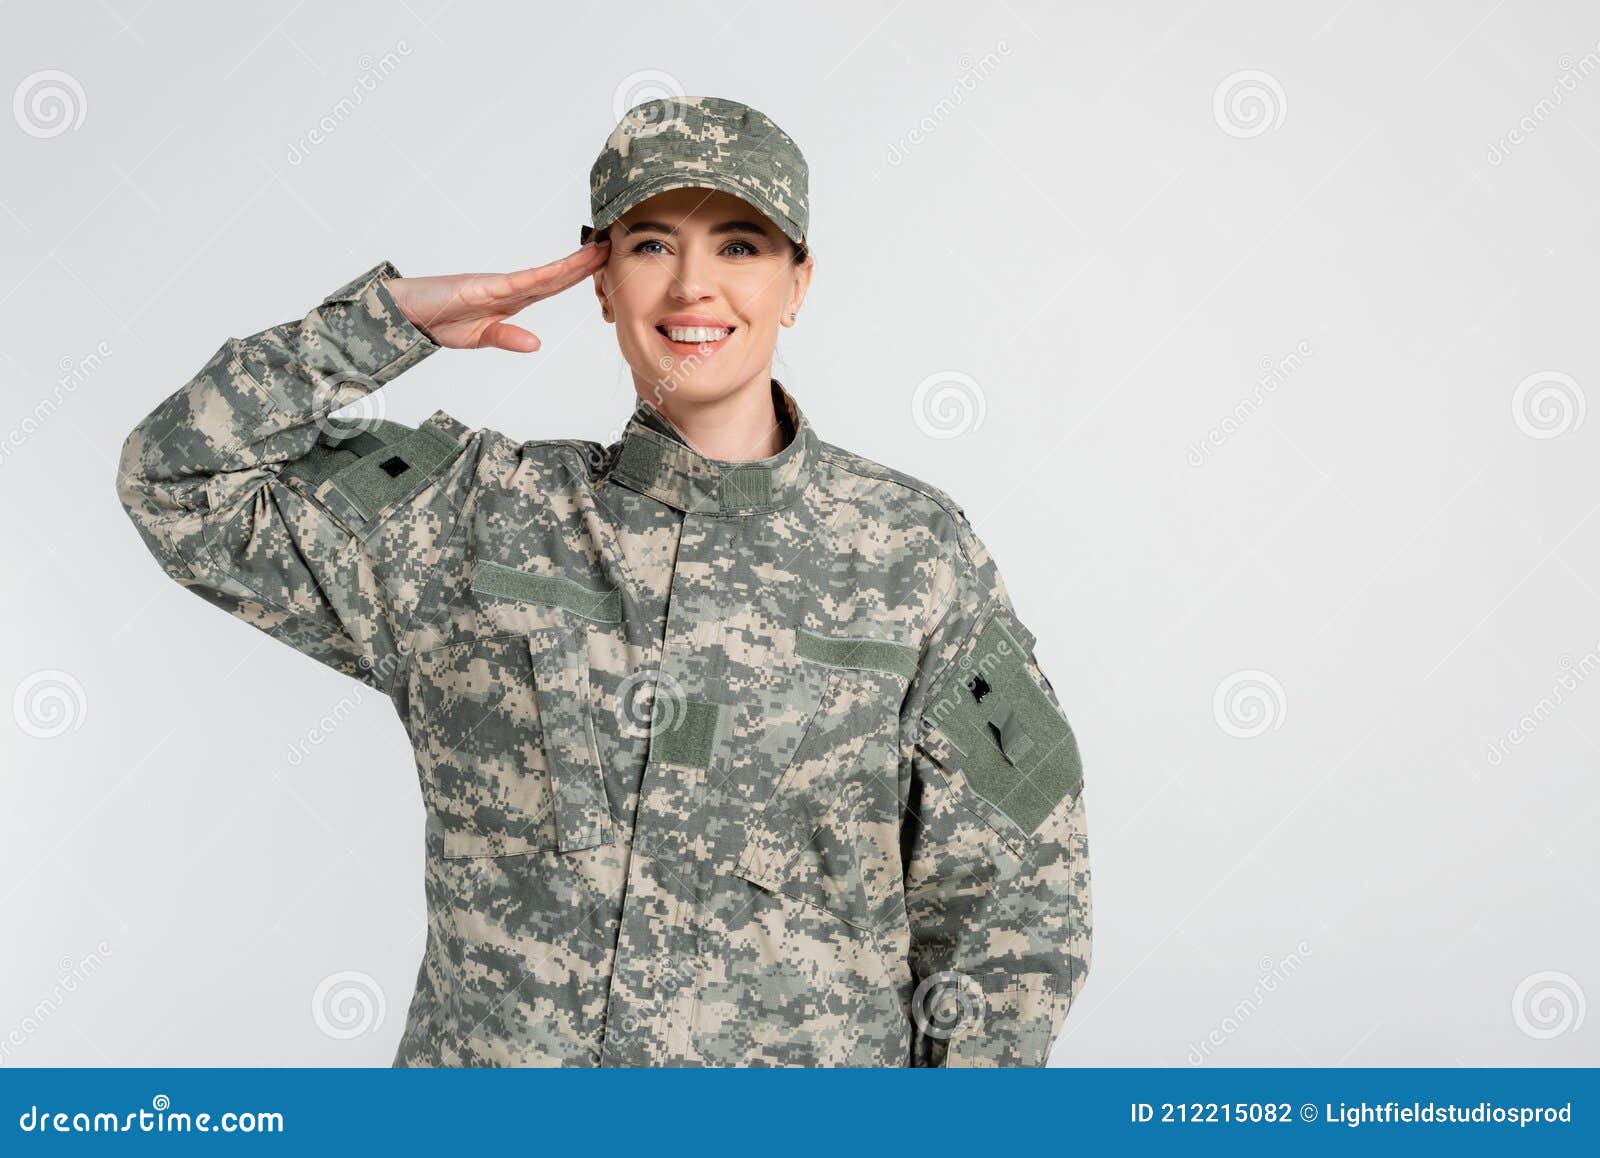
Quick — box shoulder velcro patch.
[925,612,1081,836]
[304,421,461,531]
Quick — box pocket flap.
[416,629,613,859]
[735,669,904,931]
[525,628,614,853]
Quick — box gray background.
[2,0,1596,1066]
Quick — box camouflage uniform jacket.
[115,261,1092,1067]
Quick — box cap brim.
[588,172,805,247]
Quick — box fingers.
[480,321,541,354]
[501,241,610,303]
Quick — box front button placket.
[594,385,812,1067]
[599,515,721,1064]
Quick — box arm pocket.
[918,608,1082,855]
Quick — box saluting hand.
[382,241,610,353]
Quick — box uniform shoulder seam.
[817,442,964,517]
[817,441,980,569]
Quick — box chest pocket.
[409,563,617,859]
[732,630,916,931]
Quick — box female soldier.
[116,95,1091,1067]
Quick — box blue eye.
[629,238,762,256]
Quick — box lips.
[657,314,735,329]
[655,321,736,355]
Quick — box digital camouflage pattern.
[584,95,809,249]
[115,261,1091,1067]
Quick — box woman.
[116,95,1091,1067]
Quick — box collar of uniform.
[608,379,815,515]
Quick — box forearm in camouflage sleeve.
[114,262,456,692]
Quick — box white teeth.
[663,325,731,343]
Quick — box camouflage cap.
[582,95,809,250]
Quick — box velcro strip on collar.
[613,436,664,491]
[719,466,772,511]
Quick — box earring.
[786,311,797,322]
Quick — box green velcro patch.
[613,436,664,490]
[329,429,387,458]
[326,422,460,523]
[926,614,1081,835]
[282,443,362,490]
[719,466,772,510]
[651,698,723,767]
[286,421,419,490]
[470,560,622,623]
[795,627,918,679]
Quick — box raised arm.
[114,244,609,694]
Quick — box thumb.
[480,321,541,353]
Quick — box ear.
[592,270,613,323]
[781,254,814,327]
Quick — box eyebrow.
[619,219,773,238]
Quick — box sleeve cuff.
[315,260,440,387]
[931,968,1059,1067]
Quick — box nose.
[668,246,714,303]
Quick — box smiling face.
[594,186,812,414]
